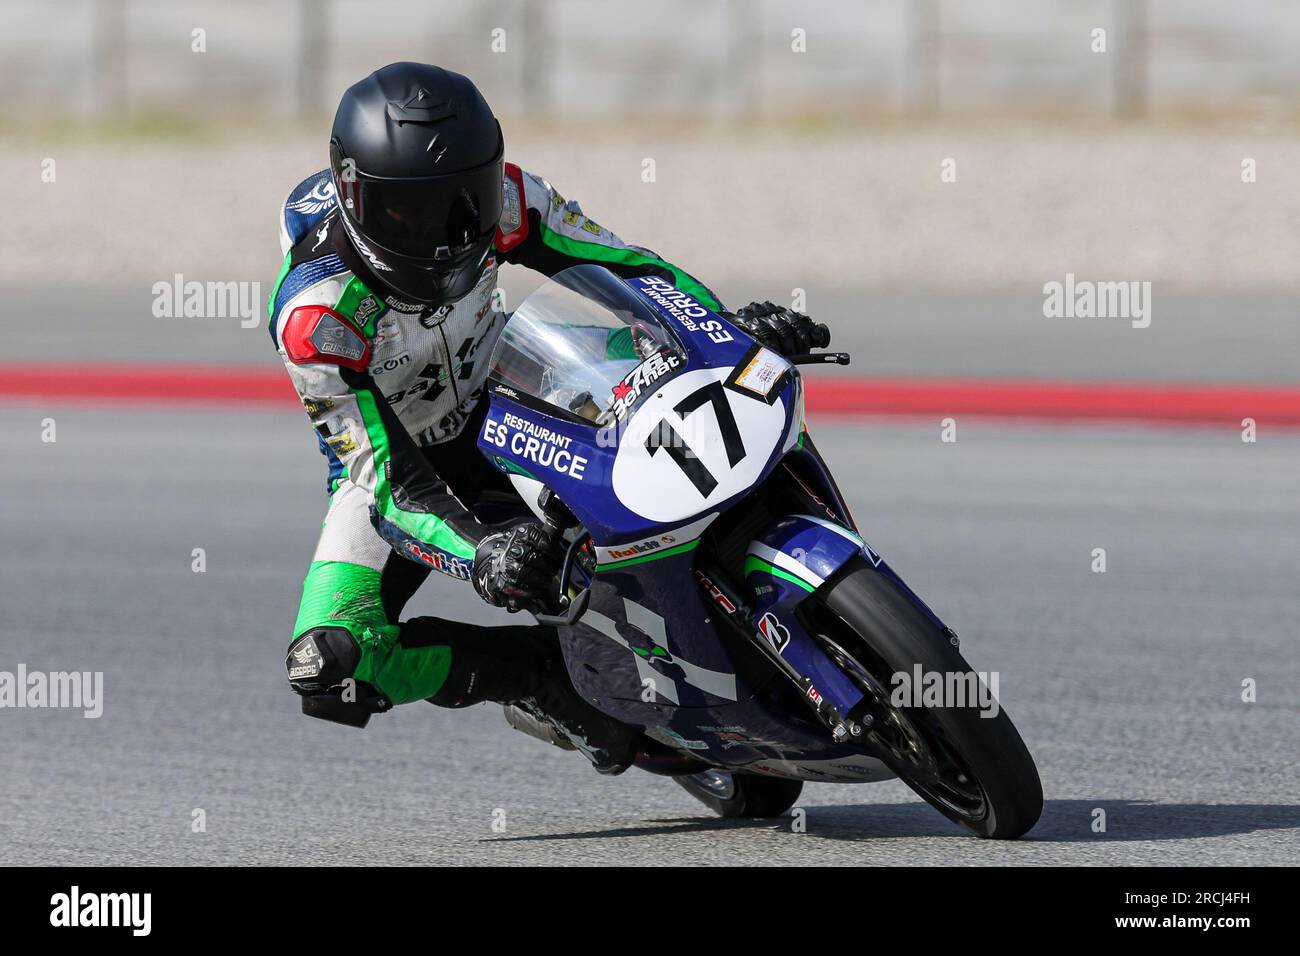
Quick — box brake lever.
[533,487,591,627]
[533,585,591,627]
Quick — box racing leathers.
[270,163,721,727]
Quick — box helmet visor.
[331,141,504,260]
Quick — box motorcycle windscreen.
[487,264,685,424]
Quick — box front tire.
[674,770,804,818]
[816,558,1043,839]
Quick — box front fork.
[694,561,869,743]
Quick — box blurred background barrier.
[6,0,1300,123]
[1,0,1297,383]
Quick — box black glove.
[728,301,830,357]
[472,521,564,613]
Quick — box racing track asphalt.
[0,407,1296,865]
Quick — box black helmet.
[329,62,504,307]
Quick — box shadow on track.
[480,800,1300,843]
[482,817,781,843]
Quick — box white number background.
[611,367,788,522]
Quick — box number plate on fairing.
[611,367,789,523]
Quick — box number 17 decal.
[645,381,747,497]
[612,367,788,523]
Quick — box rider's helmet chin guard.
[329,62,505,308]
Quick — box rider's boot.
[418,617,639,775]
[519,656,641,775]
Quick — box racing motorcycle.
[477,265,1042,839]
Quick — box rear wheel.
[674,770,804,818]
[814,558,1043,839]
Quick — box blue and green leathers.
[273,163,717,706]
[294,561,449,705]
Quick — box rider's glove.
[472,520,564,613]
[727,301,830,357]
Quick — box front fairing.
[478,268,803,544]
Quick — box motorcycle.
[476,264,1042,839]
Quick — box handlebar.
[786,351,851,366]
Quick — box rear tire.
[674,770,804,818]
[817,558,1043,839]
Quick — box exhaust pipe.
[501,703,576,751]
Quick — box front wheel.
[813,558,1043,839]
[674,770,804,818]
